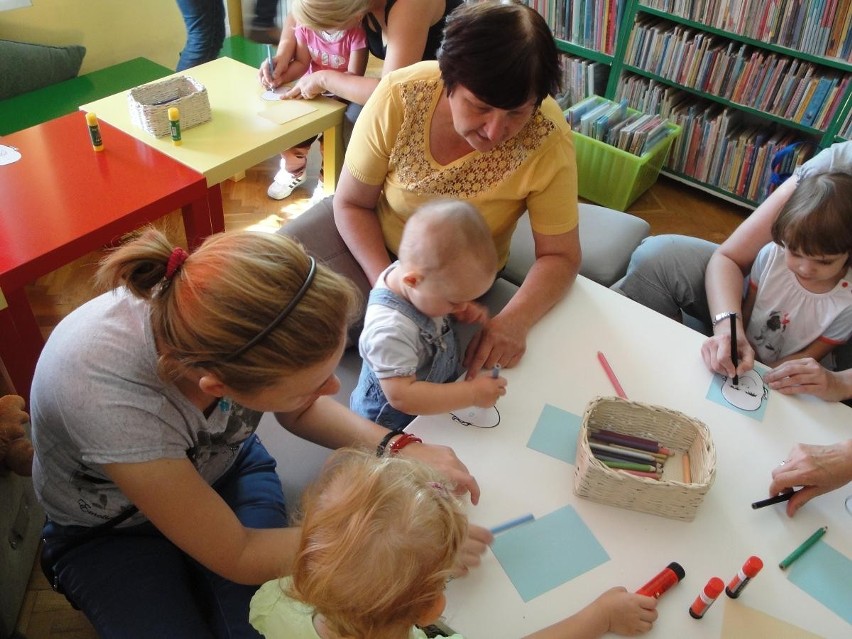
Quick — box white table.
[413,277,850,638]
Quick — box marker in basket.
[751,489,797,510]
[778,526,827,571]
[725,556,763,597]
[168,107,182,145]
[591,429,672,456]
[689,576,724,619]
[682,452,692,483]
[636,562,685,598]
[491,364,501,379]
[85,112,104,151]
[489,513,534,535]
[590,442,657,464]
[596,351,627,399]
[599,459,659,473]
[730,313,739,387]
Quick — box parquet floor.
[9,152,749,638]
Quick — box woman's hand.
[769,441,852,516]
[764,358,852,401]
[400,442,481,505]
[284,72,328,100]
[700,320,754,378]
[463,313,528,378]
[452,524,492,577]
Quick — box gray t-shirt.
[31,289,262,527]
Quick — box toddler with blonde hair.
[250,448,658,639]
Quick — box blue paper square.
[490,505,609,602]
[786,539,852,625]
[527,404,582,464]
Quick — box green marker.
[779,525,827,570]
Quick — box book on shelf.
[800,75,836,126]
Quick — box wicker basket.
[573,396,716,522]
[127,75,211,137]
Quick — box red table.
[0,111,212,400]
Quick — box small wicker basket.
[573,396,716,522]
[127,75,211,137]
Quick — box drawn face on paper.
[450,405,501,428]
[720,370,768,411]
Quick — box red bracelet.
[388,432,423,455]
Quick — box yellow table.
[81,57,346,231]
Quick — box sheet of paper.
[705,365,770,421]
[526,404,581,464]
[490,505,609,602]
[257,100,318,125]
[786,539,852,625]
[260,86,289,101]
[721,599,822,638]
[0,144,22,165]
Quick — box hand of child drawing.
[259,56,290,89]
[596,587,657,636]
[765,357,851,401]
[700,328,754,378]
[467,373,507,407]
[769,441,852,516]
[451,301,489,325]
[284,72,327,100]
[451,524,492,577]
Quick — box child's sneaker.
[267,169,307,200]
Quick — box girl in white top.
[741,171,852,368]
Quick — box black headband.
[224,256,317,361]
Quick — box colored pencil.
[779,526,827,570]
[597,351,627,399]
[490,513,534,535]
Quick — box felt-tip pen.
[751,489,797,510]
[636,562,685,598]
[491,364,501,379]
[779,526,827,570]
[266,44,275,88]
[489,513,533,535]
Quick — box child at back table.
[249,448,658,639]
[350,199,507,429]
[266,0,368,200]
[740,171,852,369]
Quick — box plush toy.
[0,394,34,477]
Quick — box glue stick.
[85,112,104,151]
[168,107,182,145]
[689,577,724,619]
[725,556,763,598]
[636,562,685,598]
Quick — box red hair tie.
[165,247,189,280]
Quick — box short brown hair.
[96,229,360,393]
[771,171,852,258]
[438,0,561,108]
[289,448,467,639]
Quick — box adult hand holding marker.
[768,441,852,516]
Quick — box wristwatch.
[711,311,739,327]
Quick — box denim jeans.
[175,0,226,71]
[42,435,287,638]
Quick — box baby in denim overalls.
[350,199,506,429]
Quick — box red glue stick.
[725,556,763,598]
[636,561,685,598]
[689,577,724,619]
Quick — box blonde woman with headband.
[30,229,483,638]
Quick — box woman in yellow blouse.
[282,1,581,376]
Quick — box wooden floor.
[10,156,749,638]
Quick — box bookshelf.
[528,0,852,208]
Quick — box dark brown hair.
[438,0,561,109]
[771,171,852,258]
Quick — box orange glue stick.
[85,112,104,151]
[636,561,685,598]
[725,556,763,598]
[689,577,724,619]
[168,107,182,145]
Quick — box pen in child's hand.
[265,44,275,88]
[491,364,501,379]
[729,313,739,386]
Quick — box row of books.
[625,16,850,129]
[556,54,609,108]
[615,73,817,202]
[641,0,852,62]
[842,109,852,139]
[566,95,675,156]
[523,0,624,55]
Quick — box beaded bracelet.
[388,432,423,455]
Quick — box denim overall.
[351,287,460,429]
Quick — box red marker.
[725,556,763,598]
[689,577,724,619]
[636,562,685,598]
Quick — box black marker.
[730,313,739,387]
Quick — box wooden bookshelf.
[526,0,852,208]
